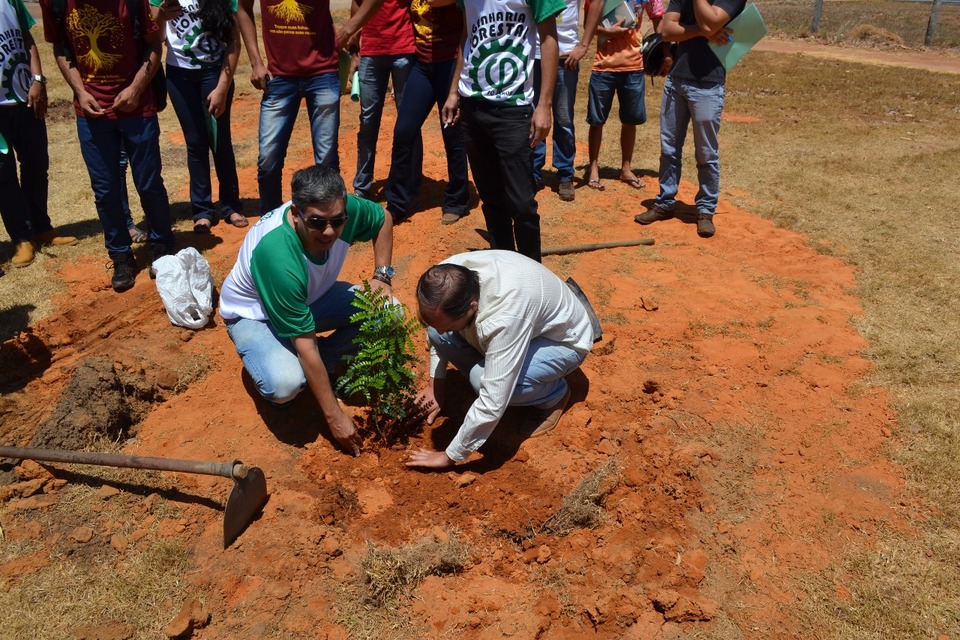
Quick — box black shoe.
[149,243,174,279]
[696,214,716,238]
[111,253,137,292]
[558,180,575,202]
[634,205,674,225]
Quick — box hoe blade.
[223,466,268,548]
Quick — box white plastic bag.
[154,247,214,329]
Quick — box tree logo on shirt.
[1,50,30,103]
[468,40,527,104]
[267,0,313,23]
[66,6,123,74]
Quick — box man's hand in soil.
[405,448,453,469]
[327,409,362,456]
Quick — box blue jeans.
[428,327,585,408]
[354,53,417,197]
[532,59,578,184]
[0,103,50,243]
[655,75,725,215]
[258,73,340,214]
[76,115,174,257]
[586,69,647,126]
[225,282,362,403]
[385,57,467,218]
[166,64,242,223]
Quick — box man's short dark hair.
[417,263,480,319]
[291,165,347,211]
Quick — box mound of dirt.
[29,358,133,450]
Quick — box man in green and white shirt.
[441,0,564,263]
[219,165,395,456]
[0,0,76,268]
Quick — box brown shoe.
[634,205,673,225]
[34,230,78,246]
[12,241,35,267]
[520,386,571,438]
[558,181,575,202]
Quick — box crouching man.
[219,165,395,456]
[406,250,594,469]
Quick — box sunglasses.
[300,213,348,231]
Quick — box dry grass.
[542,459,621,536]
[756,0,960,48]
[336,531,470,639]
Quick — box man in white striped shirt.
[406,250,594,469]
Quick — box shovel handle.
[542,238,655,256]
[0,446,246,480]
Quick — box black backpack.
[51,0,167,111]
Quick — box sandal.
[128,225,147,244]
[225,212,248,228]
[193,219,213,234]
[587,179,605,191]
[621,176,645,190]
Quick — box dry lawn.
[757,0,960,48]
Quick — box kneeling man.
[407,250,594,469]
[219,165,395,456]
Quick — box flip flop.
[622,177,645,189]
[587,179,605,191]
[128,226,147,244]
[225,212,249,228]
[194,219,212,234]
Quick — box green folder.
[708,2,768,72]
[0,131,8,155]
[205,112,218,152]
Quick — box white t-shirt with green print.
[0,0,35,106]
[457,0,564,106]
[149,0,238,69]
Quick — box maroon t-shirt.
[40,0,159,118]
[359,0,415,57]
[259,0,337,76]
[410,0,462,64]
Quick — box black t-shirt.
[667,0,745,84]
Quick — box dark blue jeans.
[257,73,340,214]
[385,58,468,219]
[76,115,175,258]
[0,103,50,243]
[460,97,541,262]
[532,59,578,184]
[354,53,417,198]
[166,64,242,223]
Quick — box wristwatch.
[372,265,396,285]
[31,74,47,85]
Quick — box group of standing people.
[1,0,742,283]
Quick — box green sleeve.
[149,0,162,6]
[250,228,316,338]
[339,195,386,244]
[231,0,238,12]
[528,0,564,24]
[12,0,36,32]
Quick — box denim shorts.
[586,69,647,126]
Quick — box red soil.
[0,89,910,638]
